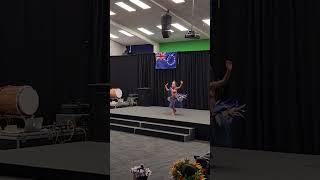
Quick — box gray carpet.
[110,130,209,180]
[111,131,320,180]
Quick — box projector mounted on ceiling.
[185,30,200,39]
[185,0,200,39]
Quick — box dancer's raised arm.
[165,82,169,91]
[176,81,183,90]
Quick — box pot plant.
[130,164,152,180]
[213,99,246,147]
[170,159,206,180]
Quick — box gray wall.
[110,40,126,56]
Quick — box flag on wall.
[155,52,177,69]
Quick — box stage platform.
[0,142,109,179]
[110,106,210,125]
[110,106,210,141]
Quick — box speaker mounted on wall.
[161,11,172,38]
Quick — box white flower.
[130,165,152,177]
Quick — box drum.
[0,86,39,116]
[110,88,122,99]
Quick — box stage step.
[110,118,140,127]
[110,123,191,142]
[110,123,135,134]
[110,117,195,142]
[135,128,191,142]
[140,122,194,135]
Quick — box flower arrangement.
[130,164,152,180]
[194,153,210,177]
[170,159,206,180]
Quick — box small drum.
[110,88,122,99]
[0,86,39,116]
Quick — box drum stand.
[0,114,38,149]
[0,114,30,132]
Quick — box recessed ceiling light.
[202,19,210,26]
[110,34,119,39]
[119,30,134,37]
[137,28,154,35]
[110,11,116,15]
[172,0,185,3]
[129,0,151,9]
[156,25,174,32]
[171,23,188,31]
[115,2,136,12]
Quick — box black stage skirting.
[0,142,109,180]
[110,106,210,141]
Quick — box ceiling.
[110,0,210,46]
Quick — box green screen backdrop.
[159,39,210,52]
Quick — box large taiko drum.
[110,88,122,99]
[0,86,39,116]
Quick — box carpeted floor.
[111,131,320,180]
[110,131,209,180]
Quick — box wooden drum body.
[110,88,122,99]
[0,86,39,116]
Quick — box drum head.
[17,86,39,115]
[115,89,122,98]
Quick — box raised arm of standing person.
[176,81,183,90]
[209,60,232,88]
[165,82,170,91]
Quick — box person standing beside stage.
[209,58,232,173]
[209,59,233,114]
[165,80,184,116]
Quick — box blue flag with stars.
[155,52,177,69]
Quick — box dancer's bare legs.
[172,108,176,116]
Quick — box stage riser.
[0,135,85,150]
[110,121,192,142]
[0,164,108,180]
[110,117,194,135]
[110,114,209,141]
[110,124,135,134]
[135,129,187,142]
[110,118,140,127]
[111,114,194,126]
[141,123,193,135]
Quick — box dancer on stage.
[165,80,186,116]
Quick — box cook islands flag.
[155,52,177,69]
